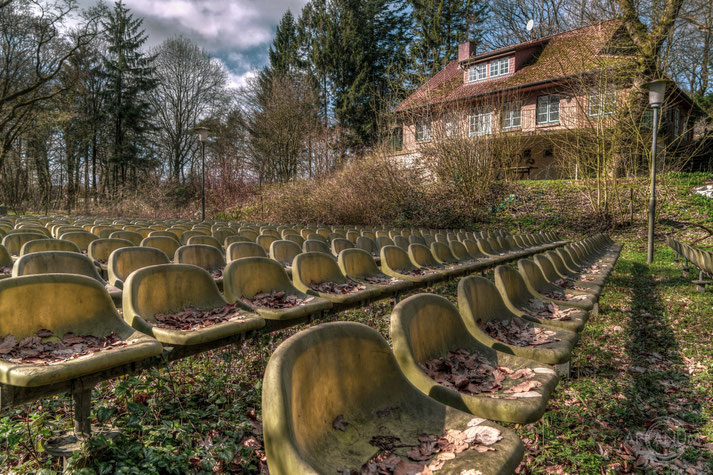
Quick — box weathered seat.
[20,239,81,256]
[263,321,524,475]
[223,257,332,327]
[148,230,180,241]
[269,239,301,273]
[375,236,395,250]
[0,274,163,388]
[408,243,454,278]
[0,245,13,280]
[457,276,578,366]
[393,235,410,251]
[187,234,223,251]
[302,239,332,256]
[109,230,143,246]
[140,236,180,259]
[337,248,413,295]
[3,232,48,256]
[516,259,595,311]
[60,231,99,252]
[122,264,264,347]
[292,252,381,310]
[330,238,354,256]
[534,254,602,296]
[380,245,442,284]
[107,246,170,289]
[175,244,226,276]
[256,234,278,252]
[227,241,267,262]
[391,294,559,423]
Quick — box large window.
[536,95,560,125]
[469,110,492,137]
[490,57,510,77]
[468,63,487,82]
[415,119,431,142]
[502,102,521,129]
[588,89,617,117]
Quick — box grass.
[2,173,713,473]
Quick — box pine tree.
[259,10,302,99]
[101,0,156,190]
[409,0,489,81]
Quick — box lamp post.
[195,126,209,222]
[647,80,667,265]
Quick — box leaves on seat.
[526,299,578,321]
[480,318,560,346]
[308,281,366,294]
[242,290,312,309]
[152,303,247,330]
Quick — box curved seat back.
[109,231,143,246]
[270,240,301,267]
[13,251,105,285]
[337,248,380,279]
[141,236,180,259]
[408,243,440,268]
[175,244,226,271]
[227,242,267,262]
[88,238,133,263]
[107,246,170,288]
[3,232,48,255]
[20,238,80,256]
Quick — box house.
[393,20,697,179]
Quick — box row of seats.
[667,236,713,291]
[263,234,622,474]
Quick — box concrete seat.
[141,236,180,259]
[107,246,170,289]
[227,242,267,262]
[458,276,578,366]
[263,321,523,475]
[391,294,559,423]
[187,234,223,251]
[212,229,235,245]
[553,248,607,286]
[224,234,252,247]
[13,251,122,306]
[375,236,395,250]
[431,242,470,275]
[494,265,588,333]
[380,245,442,284]
[109,231,143,246]
[0,274,163,387]
[20,239,81,256]
[3,232,48,256]
[337,248,413,295]
[292,252,381,310]
[180,230,208,244]
[223,256,332,327]
[122,264,264,347]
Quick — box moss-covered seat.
[13,251,123,305]
[292,252,381,310]
[174,244,226,289]
[109,230,143,246]
[60,231,98,252]
[20,239,81,256]
[87,238,134,275]
[269,239,301,276]
[0,274,163,388]
[227,241,267,262]
[337,248,413,295]
[330,238,354,256]
[223,257,332,327]
[554,248,608,286]
[391,294,558,423]
[457,276,578,366]
[141,236,180,259]
[302,239,333,256]
[533,254,602,297]
[409,243,457,278]
[122,264,264,347]
[380,245,444,284]
[493,265,588,333]
[263,321,524,475]
[392,235,410,251]
[3,232,48,256]
[256,234,278,252]
[431,242,471,275]
[516,259,595,312]
[107,246,170,289]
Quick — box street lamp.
[195,126,209,222]
[646,79,667,265]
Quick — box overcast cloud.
[78,0,310,88]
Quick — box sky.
[77,0,311,88]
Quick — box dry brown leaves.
[364,276,398,285]
[402,269,429,276]
[152,303,246,330]
[308,281,365,294]
[480,318,560,346]
[526,299,578,321]
[242,290,313,309]
[209,267,224,279]
[543,291,589,303]
[419,349,541,398]
[0,330,134,365]
[338,415,502,474]
[0,266,11,275]
[552,279,590,292]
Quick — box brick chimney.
[458,41,476,62]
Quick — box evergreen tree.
[409,0,489,81]
[101,0,157,189]
[259,10,302,99]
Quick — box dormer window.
[467,57,512,83]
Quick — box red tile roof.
[394,20,631,113]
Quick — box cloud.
[77,0,309,84]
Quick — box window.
[537,95,560,125]
[502,102,521,129]
[469,110,492,137]
[490,57,510,78]
[588,89,617,117]
[468,63,487,82]
[416,119,431,142]
[443,112,456,137]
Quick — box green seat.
[109,230,143,246]
[223,256,332,325]
[122,264,264,347]
[331,238,354,256]
[553,249,607,286]
[393,235,410,250]
[269,239,301,273]
[431,242,469,274]
[303,239,332,256]
[227,242,267,262]
[3,232,48,256]
[380,245,442,284]
[141,236,180,259]
[88,238,134,269]
[60,231,99,252]
[408,243,454,278]
[175,244,225,277]
[292,252,381,309]
[257,234,278,252]
[20,239,81,256]
[391,293,558,423]
[338,248,412,295]
[494,265,588,333]
[516,259,595,311]
[107,246,170,289]
[263,321,524,475]
[458,276,578,365]
[0,274,163,387]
